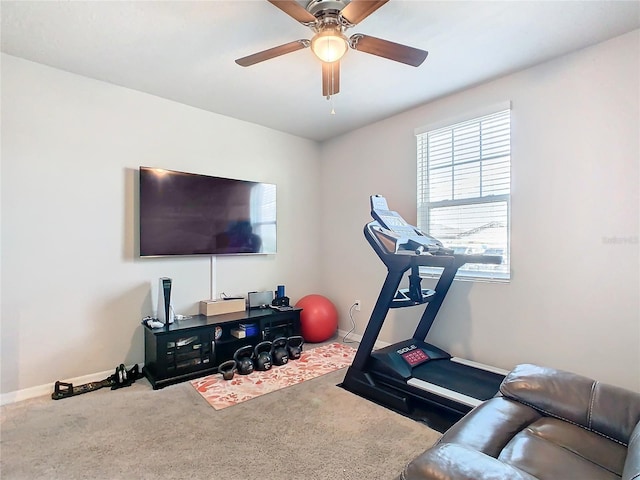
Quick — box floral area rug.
[191,342,356,410]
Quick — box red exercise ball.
[295,294,338,343]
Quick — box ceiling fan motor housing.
[307,0,349,33]
[307,0,348,17]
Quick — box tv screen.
[139,167,276,256]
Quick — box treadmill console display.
[370,196,418,238]
[397,344,430,367]
[369,194,448,255]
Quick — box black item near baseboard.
[51,364,144,400]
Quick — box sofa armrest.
[500,364,640,444]
[399,443,538,480]
[439,397,541,457]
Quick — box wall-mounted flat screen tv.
[139,167,276,257]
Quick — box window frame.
[415,102,512,282]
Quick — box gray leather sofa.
[397,364,640,480]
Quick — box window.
[250,183,277,253]
[416,106,511,281]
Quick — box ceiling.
[2,1,639,142]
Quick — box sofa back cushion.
[500,364,640,445]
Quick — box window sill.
[420,269,510,284]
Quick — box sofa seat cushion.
[499,417,627,480]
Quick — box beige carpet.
[0,356,440,479]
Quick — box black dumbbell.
[272,337,289,366]
[233,345,254,375]
[218,360,237,380]
[254,341,273,371]
[287,336,304,360]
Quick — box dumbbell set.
[217,336,305,381]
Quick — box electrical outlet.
[354,300,361,311]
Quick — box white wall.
[1,54,322,394]
[320,30,640,390]
[2,29,639,398]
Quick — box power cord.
[343,303,358,344]
[220,292,244,300]
[170,305,192,321]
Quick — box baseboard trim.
[2,332,385,406]
[0,365,140,406]
[336,329,390,350]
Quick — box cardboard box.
[199,299,245,316]
[231,328,246,339]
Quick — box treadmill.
[341,195,508,430]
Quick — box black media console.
[143,307,301,389]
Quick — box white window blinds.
[416,108,511,280]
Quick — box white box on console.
[199,299,245,316]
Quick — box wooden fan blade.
[267,0,316,24]
[235,40,310,67]
[322,61,340,97]
[340,0,388,25]
[350,34,428,67]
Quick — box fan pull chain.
[326,94,336,115]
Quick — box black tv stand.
[143,308,301,389]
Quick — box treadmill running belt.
[411,360,504,401]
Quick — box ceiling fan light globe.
[311,30,348,63]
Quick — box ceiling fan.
[235,0,428,98]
